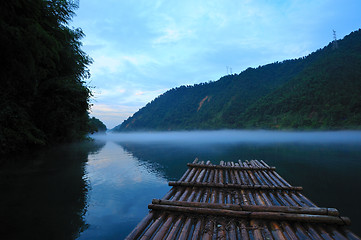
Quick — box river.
[1,130,360,239]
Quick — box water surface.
[1,130,360,239]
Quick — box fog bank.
[91,130,361,145]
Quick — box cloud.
[72,0,361,128]
[90,104,140,128]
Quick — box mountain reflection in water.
[109,130,361,236]
[0,141,105,240]
[1,130,360,239]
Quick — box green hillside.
[242,30,361,129]
[113,29,361,131]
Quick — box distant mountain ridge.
[113,29,361,131]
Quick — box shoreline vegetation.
[113,29,361,132]
[0,1,105,155]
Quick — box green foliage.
[88,117,107,133]
[0,0,93,154]
[113,29,361,131]
[242,29,361,129]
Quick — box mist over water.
[89,130,361,237]
[93,130,361,145]
[2,130,360,239]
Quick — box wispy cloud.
[72,0,361,128]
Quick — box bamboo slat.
[169,181,304,191]
[187,162,276,170]
[125,212,154,240]
[151,199,340,216]
[126,159,360,240]
[148,204,350,225]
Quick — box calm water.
[1,130,361,239]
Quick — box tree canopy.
[0,0,95,154]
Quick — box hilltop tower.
[332,30,338,49]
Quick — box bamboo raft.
[126,159,360,239]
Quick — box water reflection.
[1,131,360,239]
[77,141,169,240]
[0,141,105,240]
[112,131,361,235]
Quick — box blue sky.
[71,0,361,129]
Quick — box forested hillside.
[0,1,94,154]
[242,31,361,129]
[114,29,361,131]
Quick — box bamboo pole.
[202,219,214,240]
[178,168,191,182]
[194,188,204,202]
[293,223,312,240]
[187,163,276,171]
[184,167,197,183]
[186,187,197,202]
[234,190,241,205]
[282,191,299,206]
[265,170,285,187]
[260,160,270,167]
[247,191,257,205]
[289,192,307,207]
[217,222,227,240]
[305,224,324,240]
[190,161,203,182]
[276,192,291,206]
[228,220,237,240]
[256,161,281,187]
[196,167,207,182]
[214,169,219,183]
[140,213,166,240]
[261,192,273,206]
[262,223,275,240]
[172,187,185,201]
[165,215,184,240]
[240,189,249,206]
[250,219,263,239]
[147,204,350,225]
[168,181,303,191]
[178,217,192,239]
[219,162,224,204]
[253,189,266,206]
[330,228,348,240]
[210,188,217,203]
[241,163,253,185]
[271,171,292,187]
[280,222,299,240]
[151,215,174,239]
[254,170,269,186]
[316,225,335,240]
[239,169,248,185]
[244,162,260,186]
[191,219,202,240]
[268,192,281,206]
[270,221,287,240]
[239,220,249,240]
[179,187,191,202]
[296,193,317,207]
[229,168,236,184]
[226,190,232,204]
[125,212,154,240]
[162,188,175,200]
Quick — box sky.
[70,0,361,129]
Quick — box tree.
[0,0,93,154]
